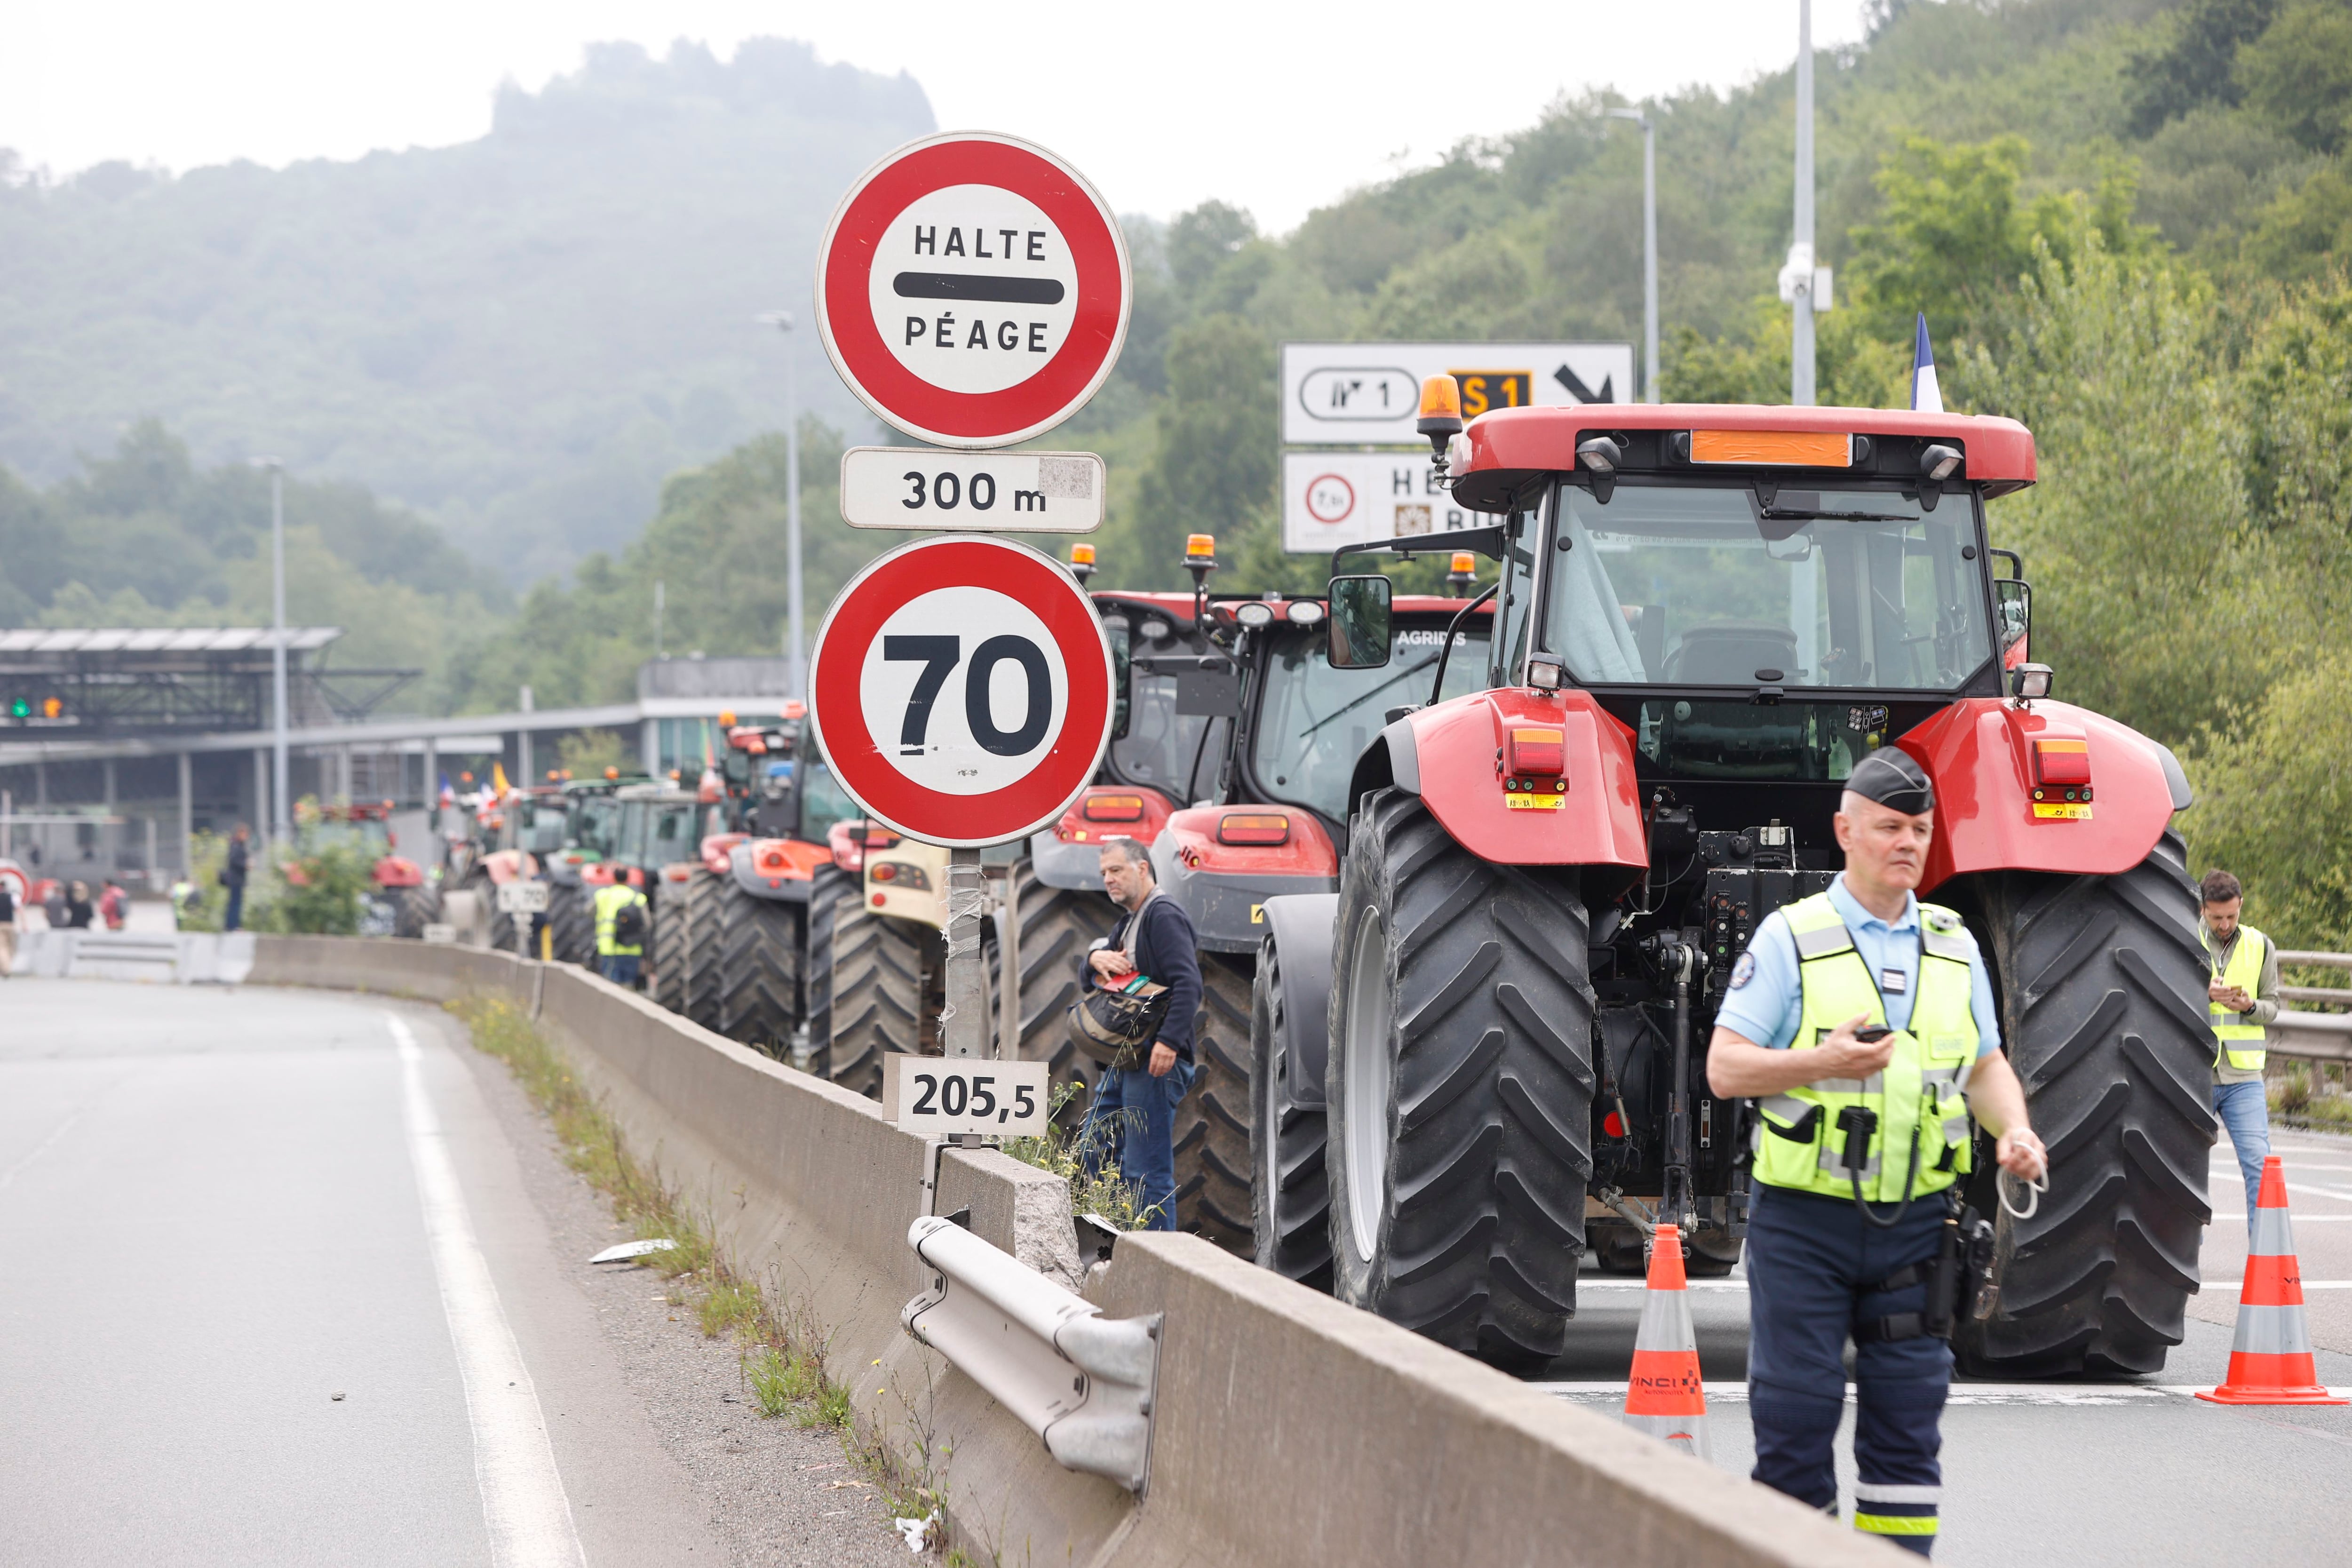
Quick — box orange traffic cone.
[1624,1223,1713,1458]
[2199,1155,2346,1406]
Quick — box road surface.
[0,978,909,1567]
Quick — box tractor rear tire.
[652,881,690,1014]
[802,867,857,1078]
[717,881,802,1059]
[827,901,924,1100]
[1326,789,1596,1370]
[548,883,596,967]
[684,870,725,1032]
[1171,955,1255,1254]
[1009,865,1117,1120]
[393,883,442,940]
[1252,926,1333,1290]
[1955,828,2218,1377]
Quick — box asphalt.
[1542,1128,2352,1567]
[0,978,909,1567]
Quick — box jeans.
[2212,1079,2272,1218]
[600,953,641,988]
[1079,1056,1197,1232]
[1748,1183,1951,1557]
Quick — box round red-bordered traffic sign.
[808,535,1113,847]
[814,131,1131,449]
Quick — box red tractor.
[1257,401,2213,1378]
[296,799,441,938]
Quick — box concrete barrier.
[249,936,1900,1566]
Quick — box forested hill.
[0,40,931,584]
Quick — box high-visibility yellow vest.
[594,882,645,956]
[1751,892,1979,1202]
[2209,924,2269,1072]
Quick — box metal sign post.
[810,130,1127,1129]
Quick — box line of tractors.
[397,398,2223,1384]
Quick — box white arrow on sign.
[839,448,1104,532]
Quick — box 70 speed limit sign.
[807,534,1112,847]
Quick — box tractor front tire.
[1252,925,1332,1290]
[717,881,802,1059]
[548,883,596,967]
[826,902,925,1099]
[652,882,690,1014]
[393,883,442,940]
[1171,954,1254,1254]
[1956,828,2219,1377]
[1009,865,1117,1119]
[684,870,725,1032]
[1326,789,1596,1370]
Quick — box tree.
[1129,317,1278,581]
[2125,0,2281,137]
[2237,0,2352,153]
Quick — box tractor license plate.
[2032,802,2091,820]
[1504,792,1565,811]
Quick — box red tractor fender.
[1350,688,1649,871]
[482,849,539,884]
[372,855,426,888]
[1901,698,2189,887]
[1045,785,1177,849]
[701,831,748,876]
[1160,805,1339,880]
[734,836,828,896]
[826,820,866,874]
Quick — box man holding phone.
[1708,748,2046,1558]
[2199,868,2279,1222]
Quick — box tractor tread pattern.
[1251,925,1333,1290]
[826,900,924,1100]
[548,883,596,967]
[1959,828,2219,1377]
[1172,954,1254,1252]
[652,880,690,1013]
[1328,790,1593,1370]
[715,878,801,1059]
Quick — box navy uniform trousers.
[1747,1181,1949,1557]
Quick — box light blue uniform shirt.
[1715,874,2001,1058]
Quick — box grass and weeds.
[445,993,954,1547]
[2272,1063,2352,1133]
[1000,1082,1158,1231]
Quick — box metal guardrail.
[2269,951,2352,1064]
[901,1215,1162,1493]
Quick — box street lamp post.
[756,311,805,701]
[1788,0,1818,406]
[254,457,290,847]
[1605,107,1661,403]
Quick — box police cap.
[1846,748,1935,816]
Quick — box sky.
[4,1,1877,232]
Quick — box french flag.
[1910,312,1943,414]
[438,773,456,810]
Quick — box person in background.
[2201,868,2281,1222]
[1079,836,1202,1232]
[98,879,127,931]
[0,876,17,977]
[593,873,647,988]
[223,825,251,932]
[43,881,67,929]
[63,881,94,930]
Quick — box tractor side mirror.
[1326,575,1394,669]
[1995,578,2031,662]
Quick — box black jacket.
[224,838,250,887]
[1092,892,1202,1062]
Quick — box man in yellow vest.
[2201,868,2279,1221]
[1708,749,2047,1557]
[593,876,648,988]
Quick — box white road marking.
[389,1015,585,1568]
[2209,1213,2352,1222]
[1576,1279,1750,1291]
[1541,1381,2352,1404]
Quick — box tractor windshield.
[1541,479,1992,691]
[572,796,620,858]
[1253,622,1490,822]
[799,762,862,841]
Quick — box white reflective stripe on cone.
[2251,1204,2298,1257]
[2230,1302,2315,1357]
